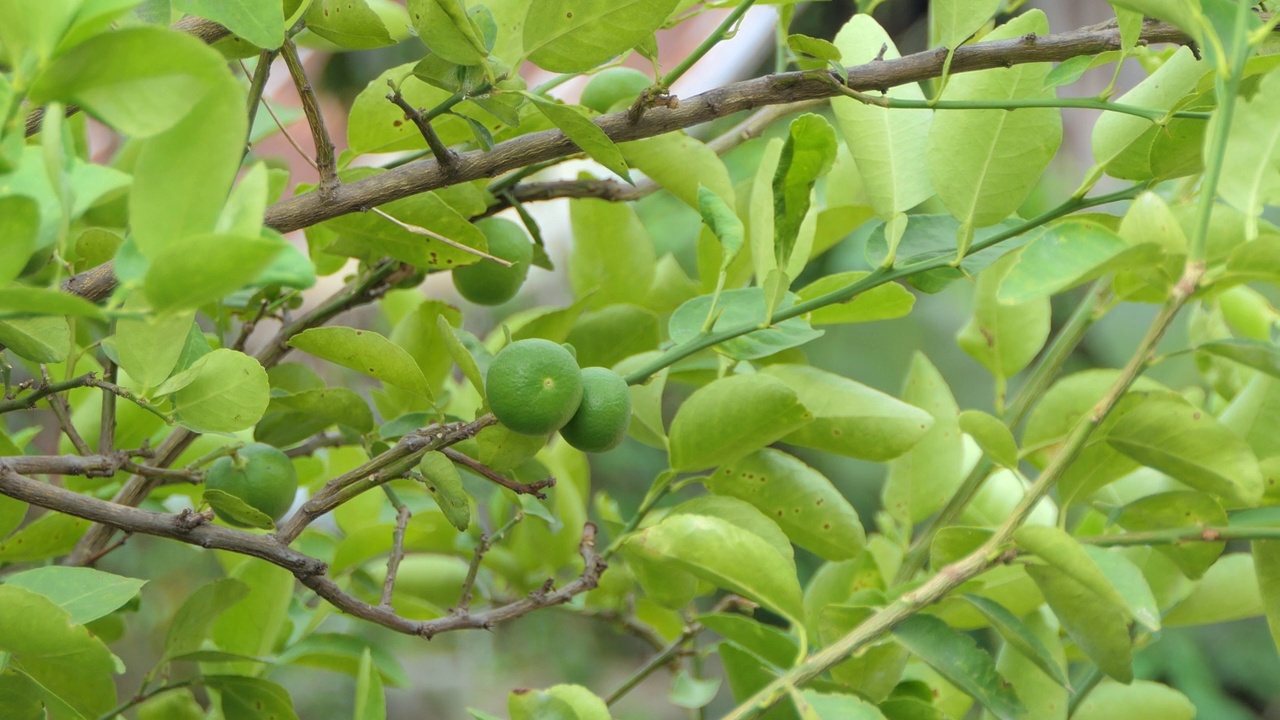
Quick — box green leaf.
[621,134,736,210]
[212,559,294,673]
[708,449,866,561]
[1196,339,1280,379]
[522,0,680,72]
[1106,391,1263,506]
[289,326,432,399]
[960,595,1070,690]
[668,373,813,472]
[322,185,488,271]
[0,512,89,561]
[761,364,932,462]
[697,613,799,669]
[276,633,410,688]
[1218,70,1280,231]
[174,0,285,49]
[798,691,886,719]
[930,0,1000,49]
[1024,563,1133,682]
[216,161,269,237]
[0,196,39,285]
[1164,553,1263,626]
[773,114,836,273]
[959,410,1018,468]
[1082,546,1160,632]
[831,14,933,220]
[668,289,824,361]
[0,316,69,363]
[1255,539,1280,657]
[305,0,393,49]
[1091,46,1205,179]
[419,451,472,531]
[625,513,805,626]
[154,348,269,433]
[509,684,610,720]
[526,94,630,181]
[0,285,106,320]
[795,271,916,326]
[203,488,277,529]
[2,567,145,625]
[135,688,205,720]
[563,304,659,369]
[129,73,246,257]
[882,353,964,523]
[0,585,118,720]
[437,316,486,398]
[144,233,283,311]
[1116,491,1226,579]
[114,303,195,388]
[568,197,656,308]
[929,10,1061,240]
[1071,680,1194,720]
[346,65,483,155]
[718,642,803,719]
[255,387,374,447]
[997,220,1163,304]
[670,670,721,710]
[0,0,79,66]
[206,675,300,720]
[408,0,488,65]
[355,647,388,720]
[890,614,1025,720]
[29,26,225,138]
[1014,525,1130,613]
[698,186,744,267]
[749,137,783,285]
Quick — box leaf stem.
[622,183,1149,386]
[661,0,758,88]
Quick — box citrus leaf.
[890,614,1025,720]
[523,0,679,73]
[668,373,813,472]
[2,567,145,625]
[419,451,472,531]
[288,326,432,399]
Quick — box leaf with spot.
[522,0,680,72]
[408,0,489,65]
[707,449,865,561]
[305,0,394,49]
[419,451,473,531]
[288,326,432,400]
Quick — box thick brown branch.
[262,20,1190,234]
[0,468,324,575]
[280,40,338,197]
[298,523,605,639]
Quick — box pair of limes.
[485,339,631,453]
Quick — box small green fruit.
[559,367,631,452]
[452,218,534,306]
[486,339,584,435]
[204,443,299,526]
[580,67,652,114]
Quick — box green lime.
[205,443,298,526]
[559,367,631,453]
[580,67,652,114]
[452,218,534,306]
[486,339,584,435]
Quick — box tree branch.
[298,522,605,639]
[261,20,1190,234]
[280,39,338,197]
[0,467,324,575]
[442,447,555,499]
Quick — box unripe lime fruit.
[452,218,533,306]
[486,339,584,436]
[205,443,298,526]
[580,67,652,114]
[559,367,631,452]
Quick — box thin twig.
[242,49,281,151]
[442,448,555,499]
[283,431,347,458]
[280,39,338,197]
[379,487,412,608]
[231,299,272,351]
[368,207,512,265]
[455,511,523,614]
[258,95,318,171]
[99,360,117,454]
[386,83,458,169]
[298,523,606,639]
[40,367,92,455]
